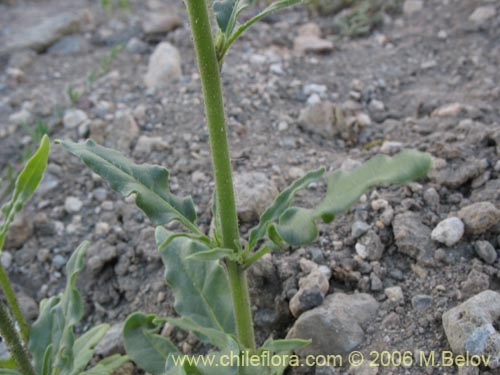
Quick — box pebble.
[351,221,370,239]
[142,13,181,35]
[293,23,333,55]
[234,172,278,222]
[289,266,330,317]
[474,241,497,265]
[5,215,33,249]
[403,0,423,15]
[385,286,404,303]
[63,108,89,129]
[411,294,433,311]
[2,11,87,53]
[47,34,90,55]
[368,99,385,112]
[52,254,66,270]
[431,102,464,118]
[287,293,379,356]
[1,251,13,269]
[144,42,182,89]
[393,212,434,264]
[64,196,83,213]
[133,135,168,157]
[431,217,464,247]
[469,6,497,24]
[379,141,403,154]
[126,37,148,54]
[358,230,384,261]
[458,202,500,235]
[8,109,32,126]
[95,323,125,357]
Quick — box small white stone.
[355,243,368,259]
[144,42,182,89]
[369,99,385,112]
[380,141,403,154]
[9,109,32,125]
[403,0,423,15]
[278,121,288,131]
[63,109,88,129]
[371,199,389,211]
[64,196,83,213]
[431,217,464,247]
[1,251,13,269]
[95,222,110,236]
[385,286,404,303]
[469,6,496,24]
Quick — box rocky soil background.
[0,0,500,374]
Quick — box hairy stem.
[184,0,255,350]
[0,301,36,375]
[0,262,30,344]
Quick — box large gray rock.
[287,293,379,356]
[458,202,500,235]
[144,42,181,89]
[2,11,87,53]
[234,172,278,222]
[442,291,500,368]
[393,212,434,264]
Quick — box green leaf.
[123,312,178,375]
[157,316,238,352]
[260,338,310,354]
[186,248,237,262]
[56,139,200,233]
[80,354,129,375]
[70,324,110,375]
[0,358,16,370]
[247,167,325,250]
[0,369,20,375]
[272,150,432,246]
[28,241,89,375]
[213,0,251,35]
[220,0,301,59]
[0,135,50,250]
[155,228,235,334]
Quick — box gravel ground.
[1,0,500,374]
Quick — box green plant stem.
[185,0,255,350]
[243,244,270,270]
[0,301,36,375]
[0,262,29,344]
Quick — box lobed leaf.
[57,139,200,234]
[123,312,178,375]
[0,135,50,250]
[272,150,432,246]
[155,228,235,335]
[71,324,110,375]
[247,167,324,250]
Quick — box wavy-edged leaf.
[123,312,178,375]
[0,135,50,250]
[273,150,432,246]
[71,324,110,375]
[155,228,235,335]
[186,248,237,262]
[57,139,199,233]
[80,354,130,375]
[29,241,89,375]
[248,167,324,250]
